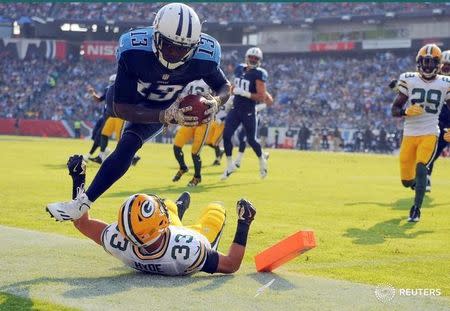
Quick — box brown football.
[178,94,209,123]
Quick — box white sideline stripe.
[0,225,449,311]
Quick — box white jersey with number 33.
[101,223,211,276]
[397,72,450,136]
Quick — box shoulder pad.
[256,67,268,81]
[399,72,417,80]
[117,27,154,60]
[192,33,221,64]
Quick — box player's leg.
[85,116,104,161]
[46,123,164,221]
[241,112,267,178]
[235,126,247,168]
[86,123,164,203]
[94,117,115,164]
[187,202,226,250]
[164,200,183,227]
[410,135,438,222]
[222,110,241,179]
[426,131,448,192]
[188,124,209,187]
[173,126,192,182]
[208,121,225,166]
[399,136,417,189]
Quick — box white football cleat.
[221,164,237,180]
[46,192,91,221]
[259,158,268,179]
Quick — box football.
[178,94,209,123]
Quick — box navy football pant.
[86,122,163,202]
[223,108,262,157]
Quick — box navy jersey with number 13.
[115,26,227,110]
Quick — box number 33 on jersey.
[397,72,450,136]
[101,223,213,276]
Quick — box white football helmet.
[153,3,202,70]
[440,50,450,76]
[245,47,263,68]
[109,74,116,83]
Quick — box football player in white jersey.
[172,80,213,187]
[55,155,256,275]
[206,96,232,166]
[391,44,450,222]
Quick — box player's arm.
[88,87,105,103]
[112,55,197,126]
[203,67,231,122]
[392,93,424,117]
[264,91,274,106]
[202,199,256,274]
[67,156,108,246]
[391,93,409,117]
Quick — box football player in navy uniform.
[234,96,272,169]
[221,47,272,180]
[88,75,141,166]
[83,74,116,163]
[389,49,450,193]
[427,50,450,191]
[46,3,231,221]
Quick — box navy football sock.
[192,153,201,178]
[223,137,233,157]
[89,141,99,155]
[414,163,427,209]
[174,146,187,170]
[100,135,109,152]
[86,133,141,202]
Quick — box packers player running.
[389,50,450,192]
[172,80,212,187]
[391,44,450,222]
[46,3,231,222]
[63,155,255,275]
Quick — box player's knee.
[416,163,427,177]
[401,180,415,188]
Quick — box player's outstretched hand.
[67,155,86,178]
[405,104,424,117]
[202,94,219,124]
[236,199,256,225]
[163,99,199,127]
[388,79,398,91]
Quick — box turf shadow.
[344,196,444,210]
[42,163,67,170]
[343,218,433,245]
[0,272,233,300]
[104,181,258,198]
[247,272,297,291]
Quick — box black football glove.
[67,155,86,178]
[236,199,256,225]
[388,79,398,90]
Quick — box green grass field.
[1,136,449,310]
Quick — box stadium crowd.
[1,3,448,23]
[1,49,410,153]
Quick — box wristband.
[233,221,250,246]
